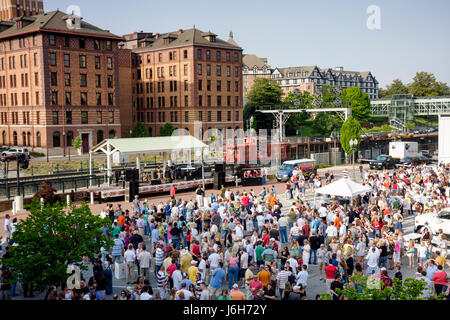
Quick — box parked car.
[415,208,450,237]
[1,148,30,159]
[369,154,398,170]
[0,154,17,162]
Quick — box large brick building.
[0,10,124,154]
[0,0,44,21]
[242,54,271,104]
[121,28,244,140]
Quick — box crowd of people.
[1,162,450,300]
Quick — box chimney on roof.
[155,33,160,39]
[229,30,233,39]
[178,28,183,34]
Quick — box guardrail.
[0,175,102,200]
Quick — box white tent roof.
[315,178,372,198]
[91,135,207,155]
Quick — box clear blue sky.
[45,0,450,88]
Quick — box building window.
[51,91,58,105]
[97,130,104,144]
[227,66,231,77]
[109,130,115,139]
[50,72,57,86]
[207,95,211,106]
[206,50,211,60]
[50,52,57,66]
[81,111,88,124]
[198,111,203,121]
[197,49,202,59]
[49,34,56,46]
[64,73,71,86]
[216,65,221,76]
[65,92,71,105]
[53,132,60,147]
[64,36,70,47]
[217,96,222,106]
[234,52,239,62]
[217,111,222,121]
[206,64,211,76]
[96,111,102,124]
[217,80,221,91]
[185,111,189,123]
[108,93,114,105]
[198,95,202,106]
[198,79,202,91]
[158,53,162,62]
[236,111,239,121]
[66,111,72,124]
[197,64,202,75]
[81,92,88,105]
[109,111,114,124]
[216,51,221,61]
[66,131,73,147]
[107,57,113,70]
[106,41,112,51]
[94,39,100,50]
[107,75,113,88]
[207,80,211,91]
[183,50,188,59]
[80,74,87,87]
[79,37,86,49]
[95,56,101,69]
[207,111,211,122]
[96,92,102,105]
[52,111,59,124]
[95,75,101,88]
[79,55,86,68]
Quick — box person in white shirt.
[198,256,207,281]
[172,265,183,289]
[287,254,298,271]
[199,282,210,300]
[296,265,308,287]
[137,244,151,279]
[4,214,11,242]
[176,283,193,300]
[325,222,338,245]
[365,246,380,275]
[124,244,136,284]
[139,286,153,300]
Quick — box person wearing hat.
[187,259,199,283]
[229,283,246,300]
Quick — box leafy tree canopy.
[341,87,371,123]
[131,122,148,138]
[1,201,113,290]
[159,123,175,137]
[340,116,362,155]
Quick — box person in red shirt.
[249,274,263,297]
[170,185,176,200]
[432,265,448,294]
[302,223,310,238]
[324,259,338,293]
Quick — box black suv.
[370,155,398,170]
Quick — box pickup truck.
[369,155,398,170]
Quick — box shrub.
[33,180,60,205]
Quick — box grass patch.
[362,124,396,133]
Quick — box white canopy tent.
[90,135,208,186]
[315,178,373,204]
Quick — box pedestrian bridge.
[370,94,450,131]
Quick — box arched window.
[13,131,17,146]
[27,132,31,147]
[108,129,115,139]
[22,132,26,146]
[66,131,74,147]
[2,131,6,145]
[53,131,60,147]
[97,130,104,144]
[184,128,189,135]
[36,132,41,147]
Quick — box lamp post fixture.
[349,138,358,181]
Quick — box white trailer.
[389,141,419,160]
[439,115,450,164]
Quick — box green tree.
[1,201,112,291]
[409,72,450,97]
[340,116,361,155]
[380,79,409,98]
[159,123,175,136]
[320,275,445,300]
[283,91,314,136]
[244,78,283,130]
[310,85,343,136]
[131,122,148,138]
[71,136,82,150]
[341,87,371,123]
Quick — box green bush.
[30,151,45,158]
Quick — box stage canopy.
[315,178,372,198]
